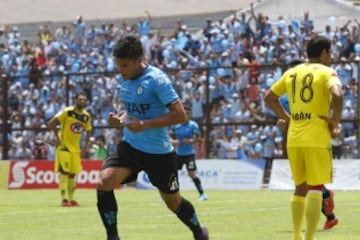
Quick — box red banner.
[8,160,103,189]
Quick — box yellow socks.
[291,195,305,240]
[305,190,322,240]
[59,174,68,200]
[67,177,76,201]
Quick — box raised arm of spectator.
[248,2,257,21]
[145,10,152,23]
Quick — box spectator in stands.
[245,124,261,159]
[2,2,360,162]
[32,135,48,160]
[331,124,343,159]
[90,135,107,160]
[16,142,33,160]
[8,146,19,160]
[341,100,356,138]
[138,10,152,37]
[232,129,248,160]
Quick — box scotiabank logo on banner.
[8,161,102,189]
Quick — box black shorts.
[102,141,179,194]
[177,154,197,171]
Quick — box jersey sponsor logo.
[70,122,85,133]
[123,101,150,115]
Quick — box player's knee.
[163,194,182,212]
[96,173,115,191]
[187,171,196,178]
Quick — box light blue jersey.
[171,120,200,155]
[119,65,179,154]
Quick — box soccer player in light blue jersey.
[170,104,208,201]
[96,35,209,240]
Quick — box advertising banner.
[7,160,103,189]
[269,159,360,190]
[136,159,265,190]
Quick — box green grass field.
[0,188,359,240]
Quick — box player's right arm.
[47,114,61,147]
[264,90,291,123]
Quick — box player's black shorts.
[102,141,179,194]
[176,154,197,171]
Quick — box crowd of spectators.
[1,3,360,161]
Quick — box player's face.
[115,58,143,80]
[75,95,88,109]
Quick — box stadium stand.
[0,1,359,161]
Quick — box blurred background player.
[170,104,208,201]
[48,91,92,207]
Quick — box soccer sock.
[291,195,305,240]
[59,174,68,200]
[321,187,335,220]
[322,187,330,199]
[305,190,322,240]
[175,197,203,238]
[97,190,119,239]
[67,177,76,201]
[193,177,204,195]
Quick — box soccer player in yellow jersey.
[264,35,343,240]
[48,92,92,207]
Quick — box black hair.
[288,59,304,68]
[306,35,331,59]
[113,35,144,60]
[75,91,87,99]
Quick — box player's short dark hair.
[113,35,144,60]
[288,59,304,68]
[306,35,331,58]
[75,91,87,99]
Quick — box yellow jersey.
[271,63,341,148]
[56,106,92,152]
